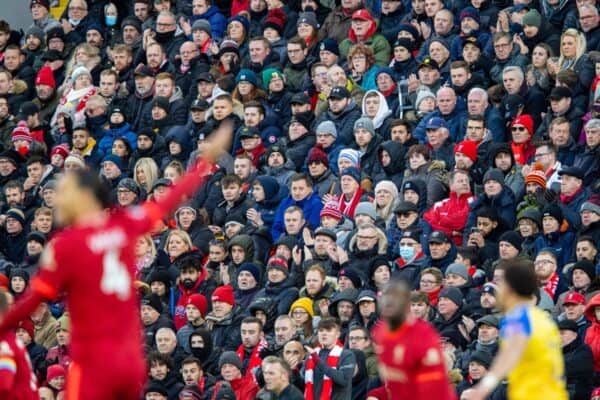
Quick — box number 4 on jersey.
[100,250,131,300]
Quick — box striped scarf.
[543,272,560,299]
[304,344,343,400]
[236,337,268,380]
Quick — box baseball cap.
[558,166,584,180]
[476,314,499,328]
[426,116,448,130]
[563,292,586,305]
[428,231,450,244]
[290,92,310,105]
[190,99,209,111]
[418,57,440,71]
[329,86,350,99]
[196,72,215,83]
[239,126,260,139]
[549,86,572,101]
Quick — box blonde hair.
[134,157,160,193]
[164,229,193,253]
[65,43,101,82]
[558,28,587,69]
[140,234,157,261]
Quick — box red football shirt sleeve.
[134,159,214,233]
[0,239,66,333]
[414,329,456,400]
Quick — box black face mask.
[154,30,175,44]
[109,120,126,129]
[190,345,211,361]
[182,279,196,290]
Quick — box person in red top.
[0,290,38,400]
[0,128,230,399]
[373,277,456,400]
[510,114,535,166]
[423,169,475,245]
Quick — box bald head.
[437,87,457,114]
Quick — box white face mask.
[69,18,81,26]
[595,308,600,322]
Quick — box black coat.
[212,192,254,227]
[563,336,594,400]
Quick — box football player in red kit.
[0,291,38,400]
[373,278,456,400]
[0,128,230,399]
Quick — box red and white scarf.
[304,344,343,400]
[236,337,268,380]
[338,187,363,218]
[543,272,560,299]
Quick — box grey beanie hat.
[415,89,436,110]
[192,19,212,35]
[316,120,338,138]
[218,351,242,370]
[354,117,375,136]
[354,202,377,221]
[445,263,470,281]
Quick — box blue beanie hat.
[228,15,250,34]
[341,167,361,184]
[235,69,258,86]
[338,148,361,168]
[102,154,124,171]
[255,176,280,199]
[376,67,395,81]
[319,38,339,56]
[238,262,261,283]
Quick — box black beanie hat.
[572,260,596,280]
[141,293,163,314]
[498,231,522,252]
[542,203,563,223]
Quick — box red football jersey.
[31,207,153,360]
[373,317,456,400]
[0,331,38,400]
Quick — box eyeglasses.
[511,126,527,132]
[117,189,133,194]
[156,22,175,28]
[534,153,549,159]
[69,6,86,11]
[494,42,511,49]
[534,259,555,267]
[396,212,413,218]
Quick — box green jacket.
[339,33,391,67]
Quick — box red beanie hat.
[35,66,56,89]
[511,114,534,134]
[11,121,32,143]
[525,162,547,189]
[320,200,343,221]
[454,140,478,162]
[51,143,70,159]
[46,364,66,382]
[211,285,235,306]
[307,145,329,167]
[17,319,35,339]
[186,294,208,317]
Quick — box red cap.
[454,140,478,162]
[352,9,373,21]
[46,364,66,382]
[211,285,235,306]
[511,114,534,135]
[186,294,208,317]
[51,143,70,159]
[564,292,586,305]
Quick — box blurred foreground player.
[373,277,456,400]
[0,126,231,399]
[0,290,38,400]
[462,259,567,400]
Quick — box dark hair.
[4,180,23,193]
[26,156,45,167]
[221,174,242,188]
[467,114,485,124]
[241,316,264,331]
[390,119,411,132]
[457,246,479,266]
[290,173,311,186]
[288,36,307,49]
[317,317,340,330]
[73,170,112,209]
[181,356,203,369]
[147,351,174,369]
[0,20,10,34]
[503,259,537,297]
[533,140,556,155]
[407,144,431,161]
[244,100,265,115]
[577,235,597,247]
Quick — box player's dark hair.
[503,259,537,297]
[72,170,112,209]
[241,316,264,331]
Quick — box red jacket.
[373,318,456,400]
[229,374,259,400]
[585,294,600,371]
[423,192,475,245]
[0,331,39,400]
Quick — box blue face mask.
[399,245,415,261]
[105,15,117,27]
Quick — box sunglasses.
[511,126,527,132]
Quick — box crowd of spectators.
[2,0,600,399]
